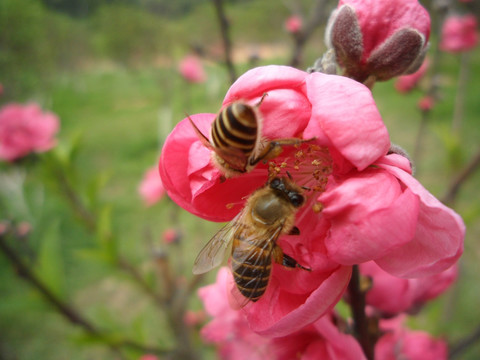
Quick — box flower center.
[267,143,332,200]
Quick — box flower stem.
[442,147,480,206]
[348,265,375,360]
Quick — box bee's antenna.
[255,93,268,108]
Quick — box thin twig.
[452,51,470,134]
[212,0,237,84]
[442,147,480,206]
[117,256,165,305]
[449,324,480,359]
[288,0,329,68]
[348,265,374,360]
[0,233,168,357]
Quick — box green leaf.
[34,220,65,297]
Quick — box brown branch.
[0,233,168,357]
[442,148,480,206]
[449,324,480,359]
[212,0,237,84]
[117,256,165,305]
[348,265,375,360]
[288,0,329,68]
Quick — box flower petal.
[160,114,266,221]
[305,73,390,170]
[375,164,465,277]
[247,265,351,337]
[224,65,308,104]
[320,169,419,264]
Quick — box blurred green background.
[0,0,479,359]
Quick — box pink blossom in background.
[326,0,431,82]
[198,267,273,360]
[159,65,464,336]
[139,355,159,360]
[285,15,302,33]
[360,261,458,315]
[395,58,429,93]
[376,316,448,360]
[418,95,435,112]
[178,55,207,83]
[440,14,479,53]
[162,228,181,244]
[0,103,59,162]
[199,269,365,359]
[138,166,165,206]
[183,309,206,326]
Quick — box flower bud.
[326,0,431,84]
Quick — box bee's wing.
[192,213,243,275]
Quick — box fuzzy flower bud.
[326,0,431,84]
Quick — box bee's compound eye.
[270,178,281,189]
[289,193,304,207]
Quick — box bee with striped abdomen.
[188,96,312,178]
[192,176,311,304]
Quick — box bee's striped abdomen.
[231,233,272,302]
[211,103,258,156]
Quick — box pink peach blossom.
[376,316,448,360]
[183,309,206,326]
[198,267,274,360]
[285,15,302,33]
[395,58,429,93]
[272,314,366,360]
[360,261,458,315]
[138,166,165,206]
[178,55,207,83]
[199,268,365,360]
[440,14,479,53]
[160,65,464,336]
[0,103,59,162]
[326,0,430,83]
[418,95,435,112]
[139,355,159,360]
[162,228,181,244]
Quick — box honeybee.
[188,96,312,178]
[193,176,311,303]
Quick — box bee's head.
[269,177,305,208]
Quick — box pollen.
[267,143,332,195]
[312,202,324,213]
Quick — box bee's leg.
[249,137,317,166]
[272,245,311,271]
[255,93,268,108]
